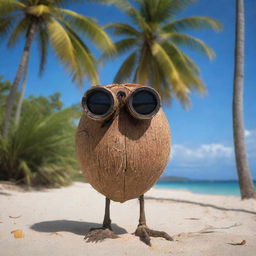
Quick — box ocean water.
[154,180,256,196]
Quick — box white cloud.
[172,143,233,160]
[245,129,256,138]
[169,129,255,171]
[167,129,256,179]
[245,130,251,137]
[245,130,256,158]
[170,143,234,169]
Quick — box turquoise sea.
[154,180,256,196]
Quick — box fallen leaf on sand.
[228,240,246,246]
[49,232,63,237]
[185,218,200,220]
[11,229,24,238]
[9,215,21,219]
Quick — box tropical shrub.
[0,92,80,187]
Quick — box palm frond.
[139,0,176,23]
[163,41,205,93]
[164,32,215,59]
[151,42,189,104]
[65,26,99,85]
[151,42,180,84]
[183,54,200,74]
[46,17,77,72]
[38,24,49,75]
[56,8,115,55]
[162,0,196,13]
[7,17,29,47]
[134,45,150,84]
[0,16,15,37]
[115,37,138,53]
[107,0,150,31]
[147,53,172,101]
[114,51,137,83]
[0,0,25,15]
[137,0,196,21]
[103,38,137,60]
[19,160,32,185]
[163,16,222,32]
[105,22,140,36]
[25,4,50,16]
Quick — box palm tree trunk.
[14,62,28,126]
[2,22,37,138]
[233,0,256,199]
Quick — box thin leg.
[138,195,146,226]
[84,197,118,242]
[103,198,111,229]
[134,194,173,246]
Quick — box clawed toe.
[134,225,173,246]
[84,228,119,243]
[135,225,151,245]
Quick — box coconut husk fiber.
[76,83,171,202]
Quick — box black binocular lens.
[82,87,116,120]
[132,90,158,115]
[87,90,112,115]
[128,87,160,119]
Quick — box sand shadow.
[145,196,256,215]
[0,191,12,196]
[31,220,127,236]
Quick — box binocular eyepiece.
[82,86,161,121]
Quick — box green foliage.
[0,0,116,86]
[0,77,12,127]
[0,77,12,108]
[23,92,63,117]
[105,0,222,105]
[0,88,80,187]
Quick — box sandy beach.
[0,182,255,256]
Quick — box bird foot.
[84,227,119,243]
[134,225,173,246]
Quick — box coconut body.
[76,84,171,202]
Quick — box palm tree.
[14,60,28,126]
[233,0,255,199]
[104,0,221,103]
[0,0,115,138]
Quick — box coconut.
[76,83,171,202]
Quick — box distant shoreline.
[159,176,256,182]
[155,179,256,196]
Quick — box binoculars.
[82,86,161,121]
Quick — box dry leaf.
[49,232,63,237]
[228,240,246,246]
[9,215,21,219]
[185,218,200,220]
[11,229,24,238]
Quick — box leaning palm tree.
[233,0,255,199]
[14,60,28,126]
[0,0,115,138]
[105,0,221,104]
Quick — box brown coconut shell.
[76,83,171,202]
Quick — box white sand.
[0,182,255,256]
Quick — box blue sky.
[0,0,255,180]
